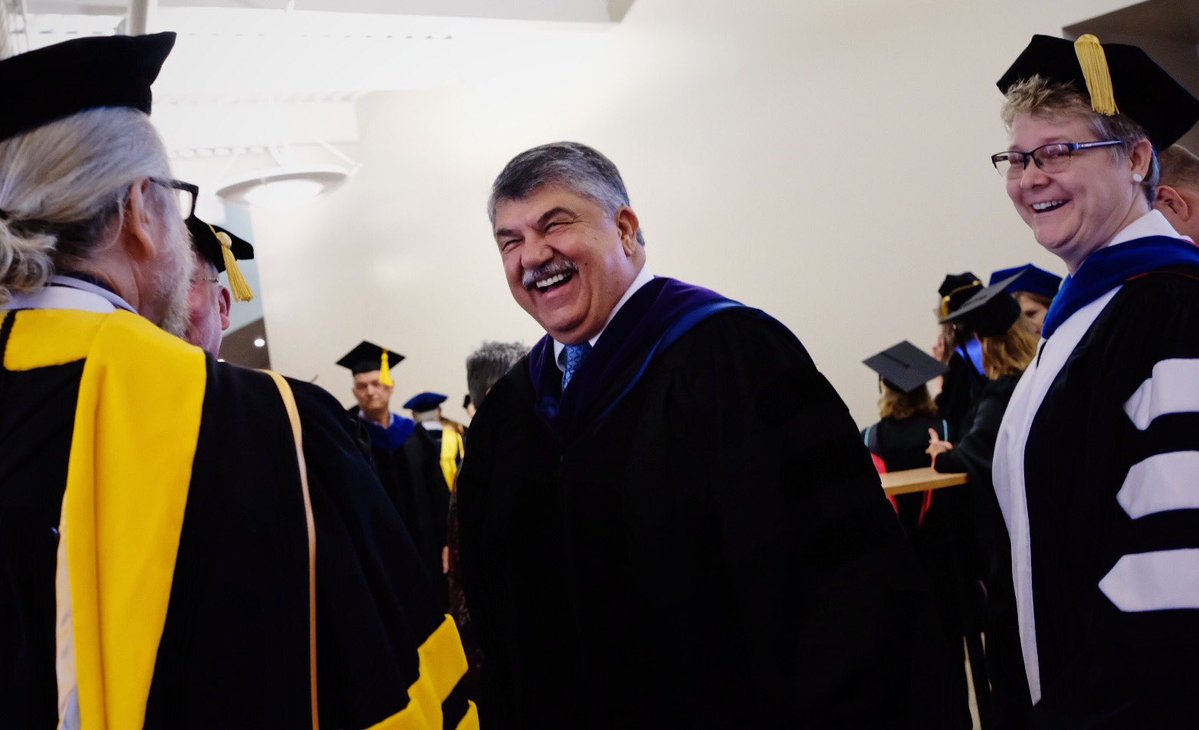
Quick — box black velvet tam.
[0,32,175,143]
[997,34,1199,151]
[186,216,253,273]
[941,272,1023,337]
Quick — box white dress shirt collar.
[553,265,654,371]
[0,274,136,314]
[1104,208,1182,249]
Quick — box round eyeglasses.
[991,140,1123,178]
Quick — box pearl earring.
[1133,173,1144,183]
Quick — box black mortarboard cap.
[187,216,253,273]
[0,32,176,143]
[186,215,256,302]
[938,272,983,318]
[940,273,1023,337]
[863,341,948,394]
[336,341,404,377]
[997,34,1199,151]
[403,392,447,412]
[988,264,1062,299]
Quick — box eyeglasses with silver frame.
[991,140,1123,178]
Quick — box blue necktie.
[562,342,592,390]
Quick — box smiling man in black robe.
[457,142,951,728]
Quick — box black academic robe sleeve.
[144,365,461,729]
[933,377,1016,480]
[666,314,957,727]
[294,380,456,726]
[936,352,983,437]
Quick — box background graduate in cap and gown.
[934,275,1041,729]
[934,272,987,438]
[339,344,450,608]
[862,340,951,532]
[0,34,472,729]
[986,263,1062,337]
[861,342,974,729]
[990,33,1199,725]
[404,391,467,491]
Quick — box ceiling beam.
[30,0,628,23]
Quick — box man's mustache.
[522,259,579,290]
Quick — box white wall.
[220,0,1136,425]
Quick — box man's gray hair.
[487,141,645,246]
[0,107,174,304]
[466,340,529,409]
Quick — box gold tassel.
[941,281,980,318]
[379,351,394,387]
[211,224,255,302]
[1074,34,1119,116]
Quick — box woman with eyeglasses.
[989,35,1199,726]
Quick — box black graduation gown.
[936,349,985,438]
[863,414,973,729]
[863,414,949,535]
[354,414,451,607]
[458,279,955,729]
[0,307,469,728]
[934,376,1031,729]
[996,265,1199,727]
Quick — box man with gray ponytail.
[0,34,473,729]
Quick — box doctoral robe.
[0,296,473,729]
[458,276,953,729]
[994,220,1199,726]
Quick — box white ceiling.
[26,0,631,23]
[4,0,633,352]
[10,1,629,154]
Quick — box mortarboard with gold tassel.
[336,341,405,381]
[997,34,1199,151]
[185,215,255,301]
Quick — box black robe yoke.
[458,306,949,729]
[0,307,469,728]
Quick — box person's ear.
[1128,138,1154,182]
[1155,184,1191,220]
[217,285,232,330]
[122,179,161,262]
[615,206,641,256]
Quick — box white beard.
[153,220,195,339]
